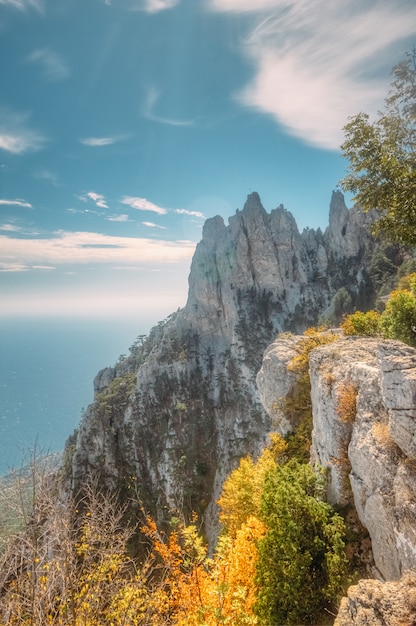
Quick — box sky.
[1,0,416,323]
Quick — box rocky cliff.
[257,335,416,583]
[67,191,382,541]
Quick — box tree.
[380,288,416,347]
[217,433,287,538]
[254,461,349,626]
[341,310,382,337]
[340,49,416,244]
[341,274,416,346]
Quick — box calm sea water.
[0,317,148,475]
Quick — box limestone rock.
[68,191,377,542]
[256,334,303,434]
[310,338,416,580]
[258,333,416,580]
[334,571,416,626]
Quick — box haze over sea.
[0,316,153,475]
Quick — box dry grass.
[336,382,358,424]
[372,422,395,448]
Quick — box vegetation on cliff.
[0,430,350,625]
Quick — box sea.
[0,317,152,476]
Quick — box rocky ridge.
[68,191,378,541]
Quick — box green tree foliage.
[340,49,416,244]
[218,433,287,538]
[380,288,416,346]
[323,288,354,327]
[341,310,382,337]
[342,273,416,346]
[255,461,349,626]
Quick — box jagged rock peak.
[201,214,226,241]
[240,191,267,215]
[330,189,349,217]
[327,189,349,237]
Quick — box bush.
[255,461,349,625]
[380,289,416,346]
[341,310,382,337]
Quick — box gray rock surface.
[258,333,416,581]
[334,571,416,626]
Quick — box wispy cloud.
[208,0,281,11]
[80,191,109,209]
[34,169,60,186]
[142,221,167,229]
[81,136,122,147]
[106,0,179,12]
[0,223,24,232]
[121,196,168,215]
[207,0,416,150]
[0,199,32,208]
[0,108,46,155]
[142,86,195,127]
[175,208,205,219]
[107,214,131,222]
[0,231,196,267]
[0,0,44,11]
[26,48,70,81]
[140,0,179,12]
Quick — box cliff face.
[257,335,416,582]
[69,191,376,540]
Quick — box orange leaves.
[138,508,264,625]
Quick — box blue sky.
[1,0,416,322]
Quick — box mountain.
[66,191,386,541]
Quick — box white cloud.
[81,136,120,147]
[122,0,179,11]
[0,231,196,266]
[0,223,24,232]
[207,0,416,150]
[103,0,178,12]
[141,0,179,13]
[0,199,32,208]
[208,0,278,10]
[142,86,195,127]
[121,196,168,215]
[0,0,44,10]
[0,262,28,272]
[175,208,205,219]
[142,221,167,229]
[0,108,46,155]
[81,192,109,209]
[107,214,131,222]
[26,48,70,81]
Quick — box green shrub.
[341,310,382,337]
[380,289,416,346]
[255,461,349,625]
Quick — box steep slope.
[67,191,376,540]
